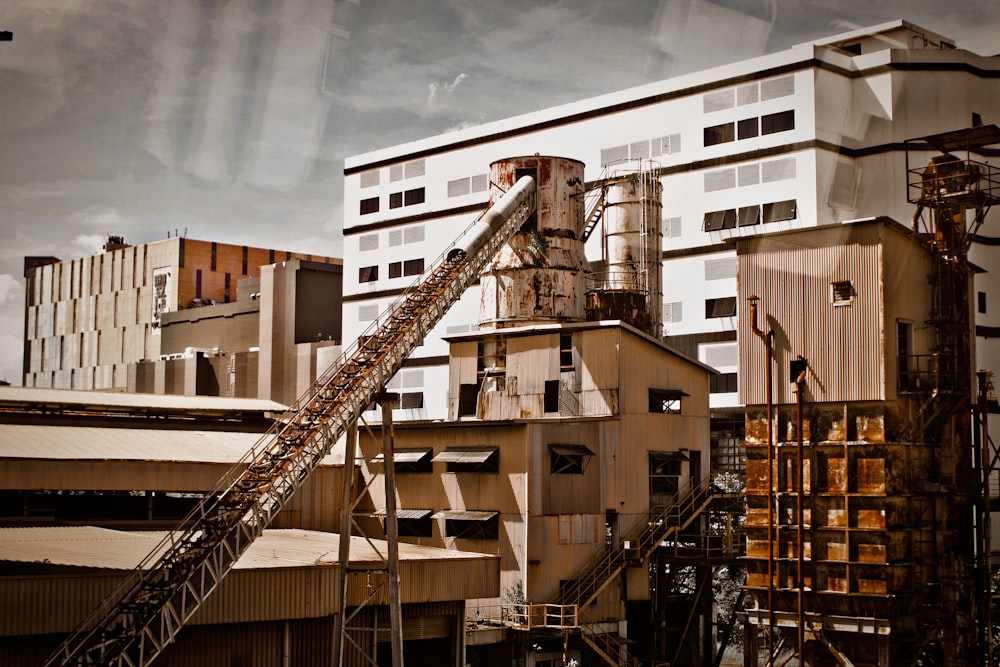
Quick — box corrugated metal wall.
[739,222,899,406]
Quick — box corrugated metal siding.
[739,223,888,406]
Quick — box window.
[403,258,424,276]
[979,291,987,314]
[359,233,379,251]
[664,302,682,323]
[761,110,795,135]
[706,296,737,318]
[544,380,560,413]
[704,257,737,281]
[650,452,686,495]
[360,169,380,188]
[601,144,629,166]
[436,510,499,540]
[389,192,403,209]
[649,388,687,414]
[560,333,573,370]
[831,280,854,305]
[710,372,738,393]
[370,448,433,473]
[458,384,478,416]
[703,209,736,231]
[448,178,471,197]
[374,509,433,537]
[549,444,595,474]
[358,265,378,283]
[704,168,736,192]
[360,197,379,215]
[762,199,797,223]
[404,187,425,206]
[898,322,913,390]
[738,205,761,227]
[388,262,402,279]
[433,446,499,473]
[403,225,424,243]
[704,122,735,146]
[404,159,425,178]
[738,117,759,139]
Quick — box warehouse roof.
[0,526,492,571]
[0,386,286,417]
[0,423,343,465]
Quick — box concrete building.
[23,236,342,405]
[340,19,1000,438]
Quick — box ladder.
[44,176,538,667]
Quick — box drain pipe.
[749,296,775,657]
[794,359,807,666]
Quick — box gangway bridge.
[43,175,537,667]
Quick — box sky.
[0,0,997,385]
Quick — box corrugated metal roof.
[369,448,432,464]
[0,526,493,571]
[0,424,260,462]
[0,386,287,414]
[431,447,497,463]
[371,508,433,520]
[431,510,498,521]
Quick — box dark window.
[403,258,424,276]
[433,447,499,473]
[831,280,854,305]
[650,452,686,495]
[703,209,737,231]
[544,380,560,413]
[737,117,759,139]
[761,110,795,135]
[211,242,217,271]
[762,199,797,223]
[458,384,478,416]
[400,392,423,409]
[649,388,687,414]
[841,42,862,55]
[738,205,761,227]
[377,509,433,536]
[404,187,426,206]
[706,297,737,319]
[398,514,433,537]
[704,122,735,146]
[979,291,987,314]
[441,511,499,540]
[549,444,594,474]
[389,192,403,209]
[358,265,378,282]
[360,197,379,215]
[224,273,231,303]
[560,333,573,370]
[710,372,738,393]
[195,269,202,299]
[898,322,913,390]
[388,262,402,279]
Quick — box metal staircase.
[558,475,718,610]
[558,475,722,667]
[44,176,538,667]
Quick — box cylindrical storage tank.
[479,156,587,329]
[585,170,663,336]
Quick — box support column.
[379,393,405,667]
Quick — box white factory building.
[341,19,1000,425]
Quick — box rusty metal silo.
[479,156,587,329]
[585,164,663,336]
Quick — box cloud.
[69,205,126,228]
[427,73,468,108]
[0,275,21,307]
[65,234,107,257]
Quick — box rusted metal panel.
[480,156,587,327]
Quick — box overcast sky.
[0,0,997,385]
